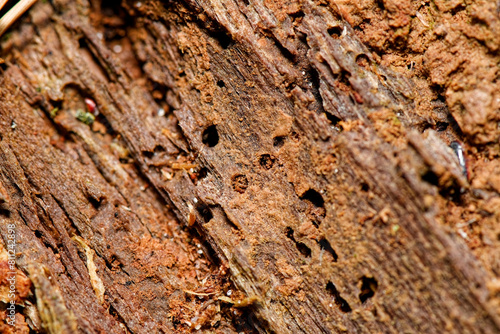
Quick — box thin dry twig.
[0,0,10,12]
[0,0,38,37]
[183,289,216,297]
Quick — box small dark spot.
[35,230,42,238]
[289,11,305,20]
[125,280,133,286]
[356,54,370,68]
[421,122,433,133]
[285,227,311,257]
[327,26,343,39]
[436,93,446,103]
[196,167,208,180]
[436,122,448,132]
[422,169,439,186]
[154,145,165,153]
[359,276,378,303]
[202,125,219,147]
[393,35,407,48]
[217,80,225,88]
[361,183,369,192]
[318,238,338,262]
[301,189,326,226]
[220,208,239,231]
[326,282,352,312]
[296,242,312,257]
[88,196,103,209]
[232,174,248,193]
[325,112,341,126]
[143,151,154,159]
[78,37,88,49]
[273,136,286,148]
[107,245,111,249]
[95,112,115,135]
[301,189,324,208]
[259,154,275,170]
[290,131,300,142]
[209,30,233,49]
[196,204,213,223]
[273,36,296,62]
[114,212,119,218]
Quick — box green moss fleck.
[76,109,95,125]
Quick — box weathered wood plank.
[0,0,499,333]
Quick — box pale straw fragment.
[0,0,38,37]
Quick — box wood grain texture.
[0,0,499,333]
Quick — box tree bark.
[1,0,499,333]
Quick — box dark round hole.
[231,174,248,194]
[301,189,324,208]
[197,167,208,179]
[217,80,225,88]
[202,125,219,147]
[273,136,286,147]
[231,174,248,193]
[355,54,370,67]
[259,154,275,170]
[327,26,343,39]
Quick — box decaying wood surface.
[1,0,499,333]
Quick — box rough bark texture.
[0,0,499,333]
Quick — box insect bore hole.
[259,154,275,170]
[359,276,378,303]
[326,282,352,312]
[202,125,219,147]
[231,174,248,193]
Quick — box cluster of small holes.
[231,174,248,193]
